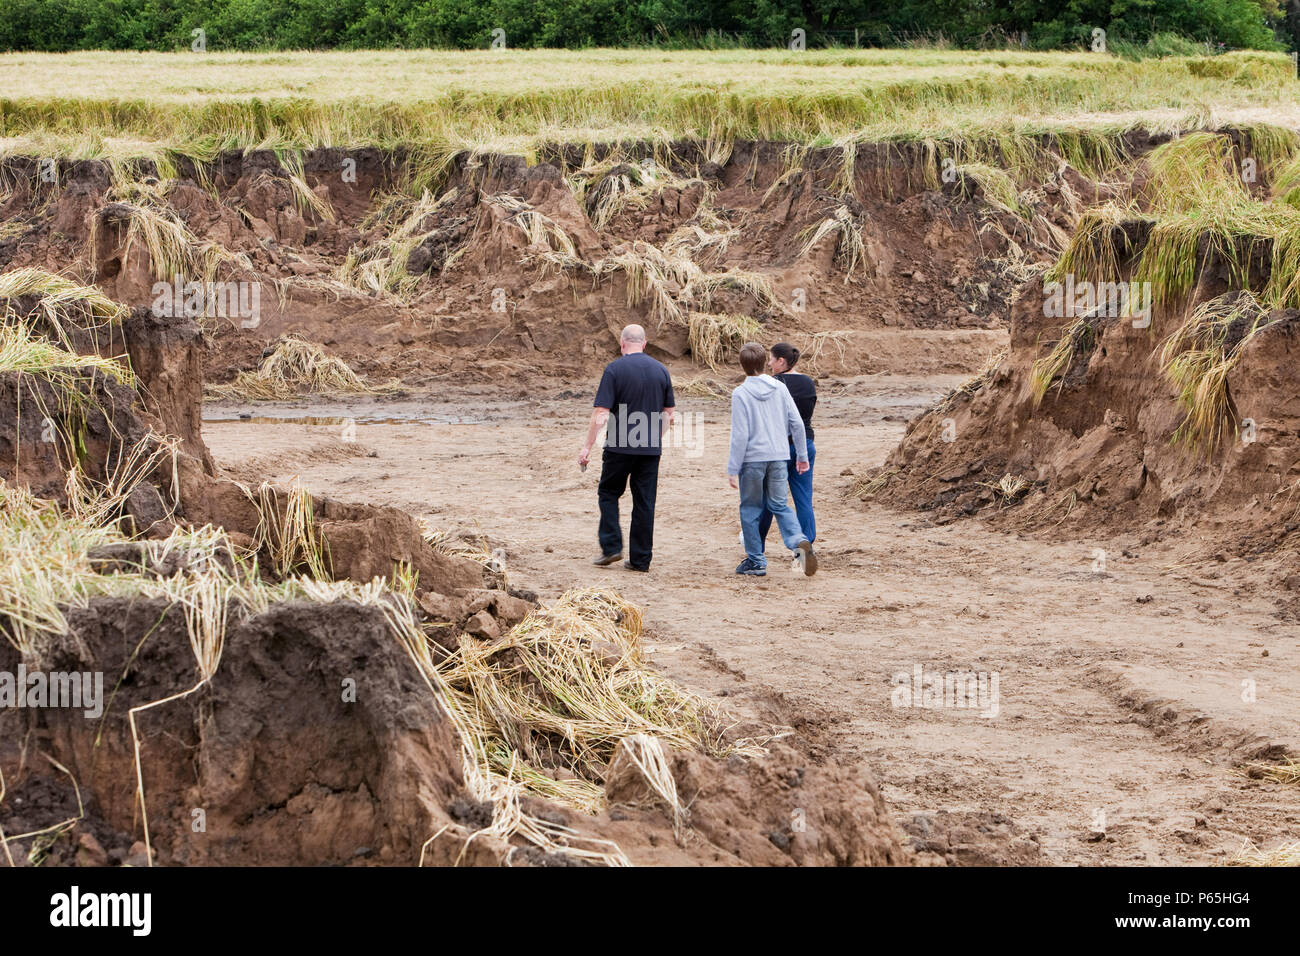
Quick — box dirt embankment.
[1,592,900,867]
[0,137,1129,387]
[861,269,1300,567]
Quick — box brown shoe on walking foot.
[592,552,623,566]
[798,540,818,576]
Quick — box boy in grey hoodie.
[727,342,819,577]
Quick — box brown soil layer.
[0,138,1121,386]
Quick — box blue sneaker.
[735,558,767,576]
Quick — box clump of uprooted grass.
[687,311,763,372]
[699,267,787,316]
[1030,315,1099,405]
[91,169,248,288]
[952,163,1031,218]
[432,587,760,819]
[591,240,703,327]
[981,473,1031,505]
[797,206,868,281]
[420,520,505,573]
[273,149,336,222]
[1159,291,1274,453]
[570,156,710,231]
[1223,840,1300,867]
[339,188,463,298]
[0,268,128,346]
[247,481,331,580]
[1049,132,1300,313]
[1141,131,1245,212]
[0,311,135,392]
[1045,203,1147,288]
[851,468,897,499]
[0,306,139,468]
[207,335,399,400]
[483,193,578,259]
[1235,757,1300,785]
[675,377,728,399]
[542,238,784,336]
[800,329,853,373]
[663,219,738,264]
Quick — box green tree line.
[1,0,1294,53]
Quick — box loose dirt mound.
[860,271,1300,561]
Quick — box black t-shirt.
[594,352,676,455]
[775,371,816,442]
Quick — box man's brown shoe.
[592,552,623,566]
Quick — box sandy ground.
[204,370,1300,866]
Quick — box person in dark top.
[578,324,675,572]
[758,341,818,552]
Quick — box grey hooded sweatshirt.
[727,374,809,476]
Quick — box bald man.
[578,324,675,572]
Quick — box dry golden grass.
[797,207,869,280]
[338,188,462,297]
[687,311,763,372]
[1235,757,1300,785]
[1159,291,1273,454]
[432,587,759,819]
[852,468,897,499]
[206,335,399,400]
[1030,316,1098,406]
[0,49,1292,163]
[1223,840,1300,866]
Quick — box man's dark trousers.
[597,449,660,570]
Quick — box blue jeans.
[739,459,807,568]
[759,439,815,553]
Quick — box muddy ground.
[204,366,1300,866]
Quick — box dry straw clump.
[1235,758,1300,785]
[687,311,763,372]
[433,587,759,817]
[339,188,464,298]
[420,520,505,573]
[1158,291,1273,454]
[797,206,869,281]
[484,193,578,259]
[982,473,1032,505]
[0,268,128,348]
[570,156,709,231]
[1223,840,1300,867]
[92,173,248,291]
[207,335,399,400]
[1030,315,1099,406]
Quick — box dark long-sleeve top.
[774,371,816,442]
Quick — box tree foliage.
[0,0,1289,52]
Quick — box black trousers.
[597,450,660,570]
